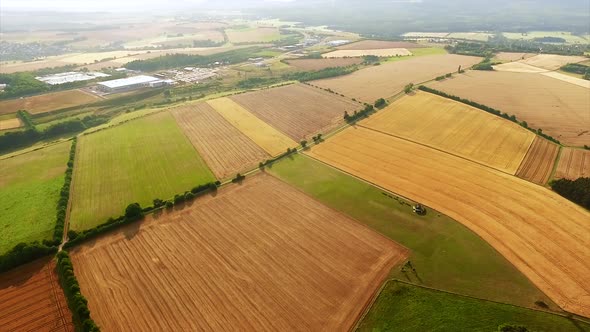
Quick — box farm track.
[554,148,590,180]
[230,83,362,141]
[171,103,269,180]
[69,174,408,331]
[306,126,590,318]
[0,259,73,332]
[516,136,560,185]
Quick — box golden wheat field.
[306,126,590,318]
[362,92,535,174]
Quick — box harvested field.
[540,72,590,88]
[0,118,22,130]
[520,54,588,71]
[337,40,425,49]
[494,52,535,62]
[0,258,73,332]
[207,97,297,156]
[516,136,560,185]
[226,27,281,43]
[230,83,362,141]
[306,126,590,317]
[285,58,363,71]
[70,112,215,231]
[429,71,590,146]
[0,90,100,115]
[363,92,535,173]
[0,142,70,254]
[493,62,548,73]
[322,48,412,58]
[313,54,481,103]
[70,174,408,331]
[554,148,590,180]
[171,103,269,179]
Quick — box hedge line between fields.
[418,86,561,144]
[0,242,57,273]
[54,138,76,244]
[56,251,100,331]
[64,181,219,248]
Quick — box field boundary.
[549,146,565,182]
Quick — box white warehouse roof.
[98,75,160,89]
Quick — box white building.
[97,75,162,93]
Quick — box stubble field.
[230,83,362,141]
[362,92,535,174]
[306,126,590,318]
[429,71,590,146]
[225,27,281,43]
[313,54,481,103]
[554,148,590,180]
[0,118,22,130]
[0,89,101,115]
[0,142,70,253]
[207,97,297,156]
[171,103,269,179]
[69,112,215,231]
[336,40,425,49]
[285,58,363,71]
[515,136,560,185]
[520,54,588,70]
[69,174,408,331]
[0,258,73,332]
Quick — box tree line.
[344,104,376,123]
[65,181,219,248]
[418,86,561,144]
[54,138,76,244]
[550,177,590,210]
[561,63,590,80]
[0,242,57,273]
[56,251,100,331]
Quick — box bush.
[374,98,387,108]
[124,203,143,220]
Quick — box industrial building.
[36,71,110,85]
[97,75,172,93]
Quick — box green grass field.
[0,141,70,253]
[358,281,589,332]
[383,47,447,63]
[69,111,215,231]
[503,31,589,44]
[269,154,555,309]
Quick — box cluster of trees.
[56,251,100,331]
[498,324,530,332]
[472,58,495,71]
[0,114,109,153]
[418,86,561,144]
[258,146,299,168]
[0,242,57,273]
[435,73,454,81]
[0,73,48,99]
[363,55,380,64]
[374,98,387,108]
[344,104,375,123]
[404,83,414,94]
[551,177,590,209]
[283,66,357,82]
[125,47,264,71]
[231,173,246,183]
[54,138,76,244]
[311,133,323,143]
[561,63,590,80]
[17,110,35,129]
[65,182,219,248]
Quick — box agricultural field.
[493,52,535,62]
[520,54,588,71]
[69,112,215,231]
[306,126,590,317]
[171,103,269,179]
[0,117,22,130]
[515,137,560,185]
[502,31,589,44]
[362,92,535,174]
[429,71,590,146]
[285,57,363,71]
[359,281,589,332]
[207,97,297,156]
[270,154,556,308]
[336,40,425,49]
[312,54,481,103]
[0,258,73,332]
[0,142,70,254]
[403,32,494,41]
[540,72,590,88]
[321,48,412,58]
[493,62,548,73]
[69,174,408,331]
[554,148,590,180]
[0,89,101,115]
[230,83,362,141]
[225,27,281,43]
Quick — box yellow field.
[363,92,535,174]
[306,126,590,318]
[0,118,22,130]
[321,48,412,58]
[207,97,297,156]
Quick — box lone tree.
[404,83,414,94]
[300,140,307,148]
[124,203,143,219]
[374,98,386,108]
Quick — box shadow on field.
[0,257,51,290]
[122,220,140,240]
